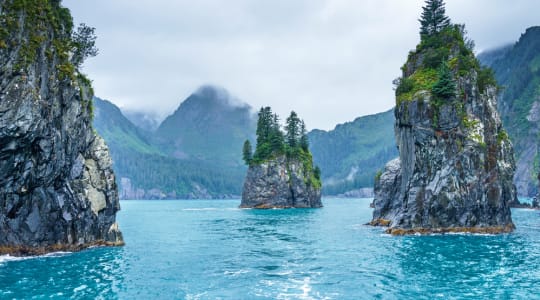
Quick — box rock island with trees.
[240,107,322,208]
[370,0,517,234]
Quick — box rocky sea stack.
[240,108,322,208]
[370,0,517,235]
[0,0,123,255]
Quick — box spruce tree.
[256,107,272,147]
[269,114,285,153]
[253,107,286,162]
[299,120,309,151]
[419,0,451,36]
[242,140,252,165]
[285,111,301,148]
[432,62,455,99]
[313,166,321,181]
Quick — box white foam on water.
[0,251,72,266]
[0,255,29,264]
[223,269,250,276]
[182,208,240,211]
[43,251,72,257]
[444,232,496,237]
[300,277,312,299]
[276,277,315,300]
[73,284,88,293]
[186,291,208,300]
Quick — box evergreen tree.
[285,111,301,148]
[300,120,309,151]
[419,0,451,37]
[256,107,273,147]
[253,107,285,162]
[71,23,99,67]
[250,107,317,170]
[432,62,455,99]
[242,140,252,165]
[313,166,321,181]
[269,114,285,153]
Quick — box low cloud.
[64,0,540,130]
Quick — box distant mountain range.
[93,26,540,199]
[93,88,252,199]
[93,86,397,198]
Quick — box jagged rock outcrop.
[241,156,322,208]
[0,0,123,255]
[372,82,517,234]
[371,20,517,234]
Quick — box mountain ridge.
[479,26,540,196]
[92,87,249,199]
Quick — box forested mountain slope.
[479,27,540,196]
[309,109,397,195]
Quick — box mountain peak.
[155,86,256,163]
[194,84,229,99]
[184,85,250,111]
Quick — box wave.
[0,251,72,265]
[182,208,239,211]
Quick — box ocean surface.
[1,198,540,299]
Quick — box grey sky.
[63,0,539,130]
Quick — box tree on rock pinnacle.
[419,0,451,37]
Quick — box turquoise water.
[1,198,540,299]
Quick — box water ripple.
[1,199,539,299]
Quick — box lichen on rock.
[0,0,123,255]
[371,0,516,234]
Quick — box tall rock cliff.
[0,0,123,255]
[371,4,516,234]
[240,108,322,208]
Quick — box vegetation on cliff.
[0,0,98,115]
[394,0,497,108]
[243,107,321,189]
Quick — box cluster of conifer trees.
[394,0,494,103]
[242,107,309,165]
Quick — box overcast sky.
[63,0,539,130]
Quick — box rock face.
[371,30,517,235]
[241,156,322,208]
[372,86,517,234]
[0,1,123,255]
